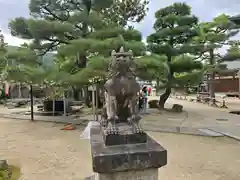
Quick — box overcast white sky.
[0,0,240,46]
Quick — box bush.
[0,160,20,180]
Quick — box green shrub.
[0,165,20,180]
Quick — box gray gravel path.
[0,118,240,180]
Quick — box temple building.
[210,15,240,94]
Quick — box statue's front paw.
[106,123,119,135]
[132,123,144,134]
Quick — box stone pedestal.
[85,123,167,180]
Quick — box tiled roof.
[230,14,240,19]
[223,61,240,69]
[229,15,240,24]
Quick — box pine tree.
[147,3,202,108]
[193,14,240,99]
[9,0,148,102]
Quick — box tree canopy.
[8,0,149,102]
[9,0,148,59]
[100,0,149,27]
[5,1,240,106]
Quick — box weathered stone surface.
[85,168,158,180]
[103,123,147,146]
[101,47,144,139]
[85,48,167,180]
[90,123,167,173]
[171,104,183,112]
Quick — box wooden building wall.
[213,77,239,93]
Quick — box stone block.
[171,104,183,112]
[90,123,167,174]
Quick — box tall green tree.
[147,3,202,108]
[9,0,148,101]
[0,31,7,77]
[193,14,240,98]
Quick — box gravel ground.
[0,119,240,180]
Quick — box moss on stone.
[0,165,20,180]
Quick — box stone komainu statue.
[101,47,143,135]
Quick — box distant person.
[142,86,148,97]
[138,92,144,112]
[148,86,152,96]
[142,86,148,113]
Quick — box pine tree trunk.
[156,78,160,92]
[77,54,87,68]
[83,86,91,107]
[209,49,215,99]
[73,88,80,100]
[76,53,91,106]
[159,57,173,109]
[159,86,171,109]
[209,73,215,98]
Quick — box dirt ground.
[0,119,240,180]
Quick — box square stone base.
[85,168,158,180]
[90,123,167,173]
